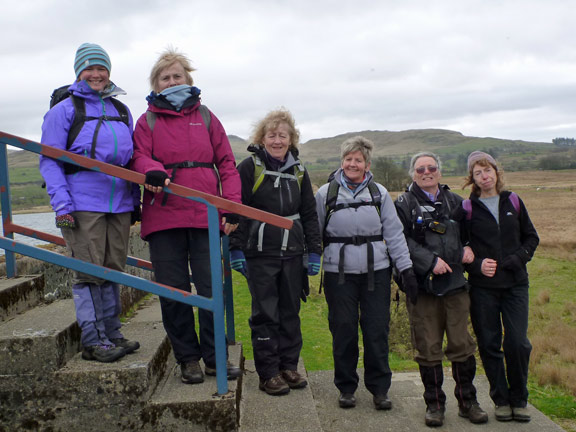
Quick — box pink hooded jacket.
[132,102,241,239]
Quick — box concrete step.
[238,359,322,432]
[0,275,45,321]
[309,369,564,432]
[0,295,172,431]
[0,298,79,375]
[140,343,244,432]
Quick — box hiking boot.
[512,406,531,422]
[425,406,445,427]
[458,401,488,424]
[181,361,204,384]
[495,405,513,422]
[281,369,308,389]
[205,361,242,380]
[110,337,140,354]
[82,344,125,363]
[338,392,356,409]
[259,374,290,396]
[373,394,392,410]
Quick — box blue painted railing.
[0,131,292,395]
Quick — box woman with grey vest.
[315,136,416,411]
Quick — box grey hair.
[409,151,442,177]
[340,136,374,164]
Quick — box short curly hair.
[149,48,195,93]
[250,108,300,151]
[340,136,374,164]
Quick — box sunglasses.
[415,165,438,174]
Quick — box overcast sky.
[3,0,576,145]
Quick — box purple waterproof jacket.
[132,101,241,239]
[40,80,140,216]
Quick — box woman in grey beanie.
[461,152,539,423]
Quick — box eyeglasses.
[415,165,438,174]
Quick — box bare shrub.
[535,289,551,305]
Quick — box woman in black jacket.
[462,151,539,423]
[229,109,322,396]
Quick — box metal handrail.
[0,131,292,395]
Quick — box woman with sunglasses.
[395,152,487,427]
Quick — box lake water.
[0,212,59,256]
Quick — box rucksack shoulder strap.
[509,192,520,214]
[463,199,472,220]
[251,154,265,194]
[67,95,86,150]
[198,104,211,131]
[146,111,157,131]
[109,98,130,128]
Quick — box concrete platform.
[239,359,322,432]
[309,370,564,432]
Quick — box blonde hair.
[250,108,300,151]
[149,48,195,93]
[463,158,505,196]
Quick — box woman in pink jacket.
[132,48,242,384]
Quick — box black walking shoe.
[425,406,445,427]
[281,369,308,389]
[338,392,356,409]
[259,374,290,396]
[459,401,488,424]
[110,338,140,354]
[82,344,126,363]
[181,361,204,384]
[205,361,242,380]
[373,394,392,410]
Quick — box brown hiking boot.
[425,406,445,427]
[281,369,308,389]
[459,401,488,424]
[259,374,290,396]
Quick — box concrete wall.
[0,226,151,313]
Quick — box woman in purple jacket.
[132,48,242,385]
[40,43,141,363]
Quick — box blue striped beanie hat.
[74,43,111,77]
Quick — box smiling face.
[472,162,499,197]
[262,122,291,160]
[341,150,370,183]
[156,61,189,93]
[412,156,441,194]
[78,65,110,92]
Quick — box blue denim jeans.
[469,283,532,407]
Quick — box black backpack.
[49,85,130,156]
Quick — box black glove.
[501,254,523,271]
[145,170,169,187]
[400,268,419,305]
[223,213,239,225]
[55,213,77,229]
[131,206,142,225]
